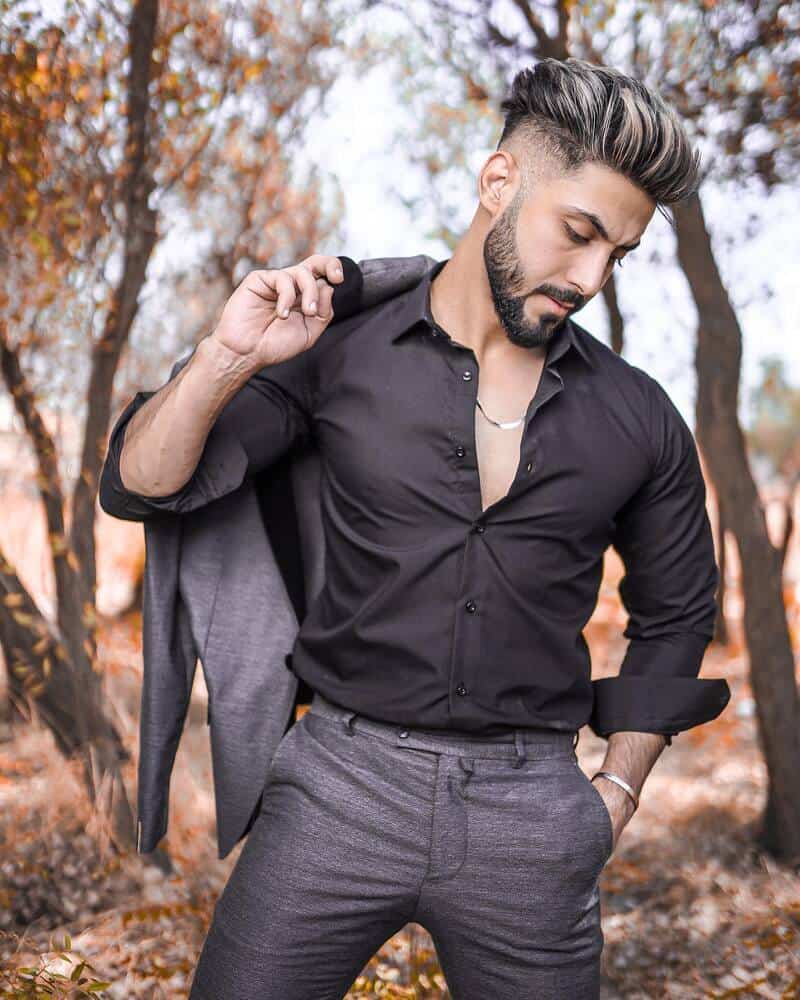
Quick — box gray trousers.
[189,690,614,999]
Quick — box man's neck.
[429,246,547,366]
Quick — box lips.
[544,295,570,313]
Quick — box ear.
[329,254,440,319]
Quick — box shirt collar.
[389,257,595,370]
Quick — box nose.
[565,249,613,300]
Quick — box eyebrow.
[562,204,641,252]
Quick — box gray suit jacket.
[99,254,438,858]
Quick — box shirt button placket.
[449,355,480,718]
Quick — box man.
[107,57,729,999]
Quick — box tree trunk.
[0,0,163,862]
[674,191,800,864]
[600,273,624,356]
[0,555,135,850]
[777,477,796,572]
[714,494,729,646]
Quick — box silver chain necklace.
[475,397,526,430]
[430,310,527,430]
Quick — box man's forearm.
[596,731,667,813]
[119,334,260,497]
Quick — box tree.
[744,359,800,579]
[0,0,375,860]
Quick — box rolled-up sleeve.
[98,255,365,522]
[589,377,731,743]
[98,343,315,522]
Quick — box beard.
[482,194,572,350]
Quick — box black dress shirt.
[99,256,730,742]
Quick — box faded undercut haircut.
[496,58,701,225]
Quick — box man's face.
[483,161,656,350]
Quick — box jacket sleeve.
[589,377,731,744]
[98,255,365,523]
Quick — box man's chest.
[473,410,528,515]
[312,335,650,548]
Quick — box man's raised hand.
[211,255,345,369]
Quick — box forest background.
[0,0,798,996]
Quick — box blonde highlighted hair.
[497,58,701,223]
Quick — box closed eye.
[563,222,626,269]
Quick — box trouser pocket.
[573,761,614,862]
[259,716,304,804]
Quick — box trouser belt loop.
[512,730,527,768]
[342,710,358,736]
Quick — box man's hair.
[496,58,701,224]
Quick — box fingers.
[303,253,344,286]
[315,278,335,321]
[283,256,344,319]
[273,271,299,319]
[270,269,315,320]
[292,255,343,318]
[258,256,344,320]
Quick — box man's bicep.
[588,382,729,742]
[98,347,314,522]
[612,410,719,648]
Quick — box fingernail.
[308,301,317,313]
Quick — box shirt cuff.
[98,386,248,521]
[588,674,731,741]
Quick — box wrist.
[592,770,639,812]
[593,777,636,820]
[202,331,264,381]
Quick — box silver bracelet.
[592,770,639,811]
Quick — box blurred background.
[0,0,798,996]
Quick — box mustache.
[535,290,580,309]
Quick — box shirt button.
[455,445,466,457]
[465,600,477,613]
[526,461,533,473]
[456,683,468,696]
[473,523,485,534]
[462,370,473,381]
